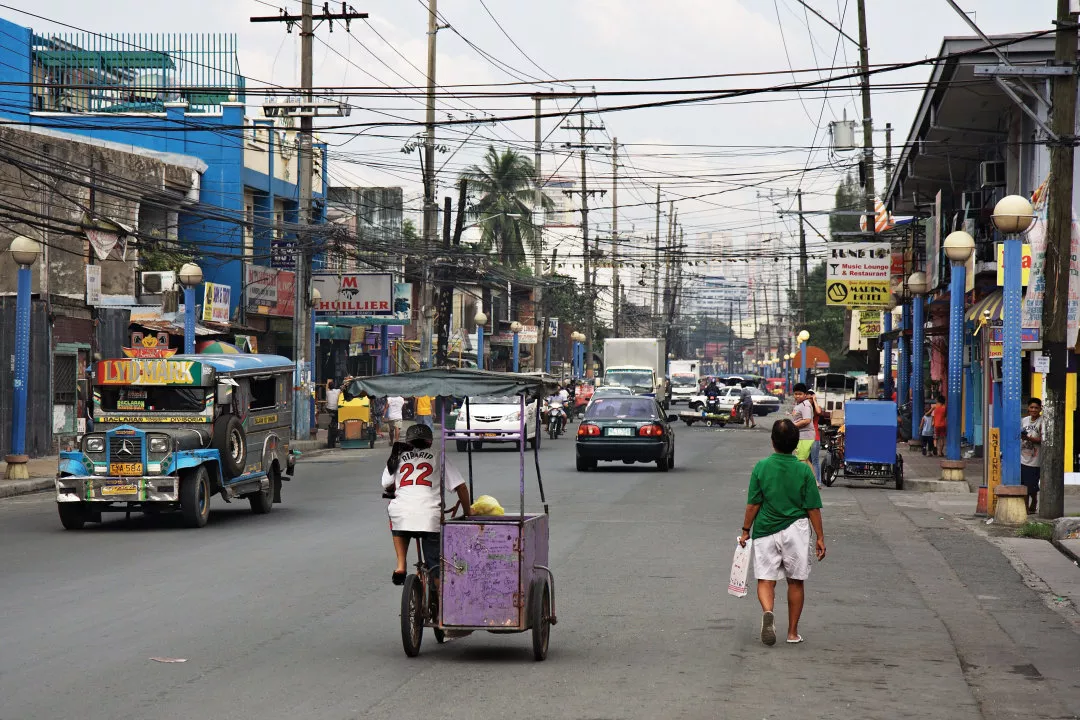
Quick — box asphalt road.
[2,416,1078,720]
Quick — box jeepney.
[55,354,296,530]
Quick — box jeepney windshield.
[98,386,207,413]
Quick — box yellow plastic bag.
[470,495,505,516]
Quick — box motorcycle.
[547,401,567,439]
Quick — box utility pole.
[797,189,808,327]
[534,96,544,372]
[420,0,440,369]
[884,122,894,188]
[611,138,620,336]
[856,0,879,377]
[1040,0,1078,520]
[251,1,367,439]
[653,185,661,324]
[727,301,735,374]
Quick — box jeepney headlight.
[148,435,170,454]
[84,435,105,453]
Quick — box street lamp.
[475,311,488,371]
[942,231,975,461]
[797,329,810,384]
[785,353,793,393]
[882,296,896,401]
[510,321,523,373]
[894,280,911,409]
[309,287,321,437]
[908,270,929,441]
[571,331,586,378]
[991,194,1036,487]
[178,262,203,355]
[5,236,40,480]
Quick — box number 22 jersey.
[380,448,465,533]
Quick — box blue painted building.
[0,18,327,320]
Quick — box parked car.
[575,396,676,471]
[687,386,780,416]
[454,396,539,451]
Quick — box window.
[98,387,206,412]
[54,354,77,405]
[249,375,277,410]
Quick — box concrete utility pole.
[856,0,879,377]
[797,189,807,327]
[251,1,367,439]
[580,111,593,377]
[534,96,544,372]
[611,138,620,336]
[1040,0,1078,520]
[653,185,661,325]
[884,122,894,187]
[420,0,440,369]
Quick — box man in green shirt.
[738,419,826,646]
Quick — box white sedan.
[453,396,540,451]
[687,386,780,416]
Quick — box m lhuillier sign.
[826,242,891,309]
[312,272,395,319]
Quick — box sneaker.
[760,611,776,646]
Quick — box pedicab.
[819,400,904,490]
[346,368,558,661]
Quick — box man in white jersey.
[382,423,471,586]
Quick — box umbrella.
[196,340,241,354]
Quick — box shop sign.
[245,266,295,318]
[312,272,394,318]
[995,243,1032,286]
[86,265,101,305]
[202,282,231,324]
[490,326,539,345]
[97,359,203,386]
[858,314,882,338]
[826,242,891,308]
[987,428,1001,515]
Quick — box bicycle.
[400,535,446,656]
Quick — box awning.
[966,290,1003,324]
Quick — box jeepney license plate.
[109,462,143,476]
[606,427,633,436]
[103,483,138,495]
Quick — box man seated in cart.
[382,424,472,586]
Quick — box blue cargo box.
[844,401,897,464]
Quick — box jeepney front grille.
[108,436,144,463]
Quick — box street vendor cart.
[347,368,558,661]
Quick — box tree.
[461,146,553,266]
[830,173,862,239]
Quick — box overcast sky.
[3,0,1039,283]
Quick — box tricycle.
[348,368,558,661]
[819,400,903,490]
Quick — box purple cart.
[348,368,558,661]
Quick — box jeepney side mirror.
[216,383,234,409]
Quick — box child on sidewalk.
[920,408,935,456]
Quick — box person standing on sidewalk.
[790,383,816,475]
[738,419,826,646]
[324,380,342,448]
[1021,398,1044,513]
[414,395,434,430]
[919,408,935,456]
[931,395,947,458]
[808,390,823,487]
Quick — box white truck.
[667,359,700,405]
[603,338,668,408]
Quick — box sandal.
[392,571,406,586]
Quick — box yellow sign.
[253,414,279,426]
[826,280,891,308]
[987,428,1001,515]
[102,484,139,495]
[97,359,200,386]
[996,243,1032,286]
[101,415,212,424]
[858,313,882,338]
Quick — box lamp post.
[908,271,929,442]
[943,231,975,461]
[572,331,586,378]
[309,287,320,437]
[785,353,793,394]
[991,195,1035,487]
[510,321,523,373]
[178,262,203,355]
[475,311,488,371]
[798,330,810,385]
[5,236,40,481]
[894,281,911,411]
[882,301,894,400]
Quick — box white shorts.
[752,518,812,581]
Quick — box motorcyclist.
[546,389,567,436]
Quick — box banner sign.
[858,313,882,338]
[202,282,231,324]
[826,242,891,308]
[96,359,203,386]
[86,265,101,305]
[996,243,1031,286]
[926,190,943,290]
[245,264,278,307]
[312,272,394,317]
[490,326,539,345]
[1021,209,1080,344]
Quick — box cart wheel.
[683,419,693,426]
[400,574,424,657]
[705,420,714,427]
[529,578,551,661]
[821,457,837,488]
[894,455,905,490]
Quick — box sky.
[0,0,1040,296]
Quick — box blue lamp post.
[309,287,320,436]
[178,262,203,356]
[942,231,975,460]
[991,195,1036,486]
[474,311,487,371]
[898,298,910,410]
[883,307,894,400]
[5,236,41,481]
[908,271,929,442]
[510,321,523,373]
[798,330,810,385]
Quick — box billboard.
[202,282,231,324]
[245,265,295,318]
[826,242,891,308]
[311,272,411,325]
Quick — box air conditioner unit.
[961,191,986,211]
[979,161,1006,188]
[140,271,177,295]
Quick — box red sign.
[274,270,295,317]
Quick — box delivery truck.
[603,338,668,408]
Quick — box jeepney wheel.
[249,464,276,514]
[213,415,247,479]
[529,578,551,661]
[400,574,424,657]
[180,466,211,528]
[57,503,86,531]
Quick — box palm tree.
[462,146,553,266]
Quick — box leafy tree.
[830,173,862,238]
[461,146,553,266]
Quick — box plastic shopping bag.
[727,538,753,598]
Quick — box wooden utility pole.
[653,185,661,324]
[611,138,620,335]
[580,111,593,377]
[797,189,808,327]
[1040,0,1078,519]
[856,0,880,377]
[533,96,544,371]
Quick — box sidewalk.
[900,445,982,493]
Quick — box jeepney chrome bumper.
[56,476,179,503]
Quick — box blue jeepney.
[56,354,296,529]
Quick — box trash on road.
[150,657,187,663]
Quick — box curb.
[1053,539,1080,566]
[0,477,53,499]
[904,477,971,493]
